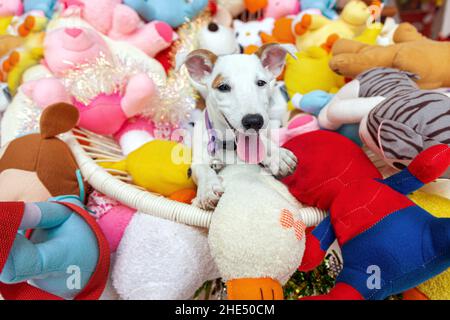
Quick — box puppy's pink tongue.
[236,132,266,164]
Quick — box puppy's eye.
[187,168,192,178]
[257,80,267,87]
[217,83,231,92]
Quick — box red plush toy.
[282,131,450,300]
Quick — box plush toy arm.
[299,215,335,272]
[382,144,450,195]
[296,90,334,115]
[111,4,140,36]
[21,78,71,109]
[318,96,385,130]
[20,202,73,230]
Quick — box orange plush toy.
[261,17,296,44]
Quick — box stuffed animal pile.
[0,0,448,302]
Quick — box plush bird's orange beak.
[227,278,284,300]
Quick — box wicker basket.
[64,128,215,228]
[64,128,330,229]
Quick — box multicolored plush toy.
[61,0,175,57]
[233,18,274,51]
[0,10,48,95]
[123,0,208,28]
[284,45,344,107]
[282,130,450,300]
[300,0,338,20]
[24,0,57,18]
[0,103,110,300]
[263,0,300,19]
[22,25,157,136]
[404,191,450,300]
[317,67,450,176]
[330,22,450,89]
[294,90,362,145]
[293,0,370,50]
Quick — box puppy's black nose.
[242,114,264,131]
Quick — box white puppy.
[182,44,298,210]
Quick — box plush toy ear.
[255,43,297,78]
[40,103,79,139]
[182,49,218,85]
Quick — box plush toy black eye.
[257,80,267,87]
[187,168,192,178]
[217,83,231,92]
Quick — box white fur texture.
[112,213,220,300]
[208,165,305,284]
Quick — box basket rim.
[64,131,214,229]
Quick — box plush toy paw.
[263,147,297,178]
[121,73,155,118]
[192,176,224,210]
[298,232,326,272]
[21,78,71,108]
[111,4,141,35]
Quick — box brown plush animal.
[329,23,450,89]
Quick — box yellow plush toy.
[100,140,196,198]
[293,0,371,50]
[284,45,345,109]
[1,15,46,94]
[353,22,383,45]
[403,191,450,300]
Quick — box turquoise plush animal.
[297,90,362,145]
[301,0,338,20]
[123,0,208,28]
[24,0,57,18]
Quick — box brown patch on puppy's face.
[212,74,225,89]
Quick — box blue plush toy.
[301,0,338,20]
[295,90,362,145]
[124,0,208,28]
[0,104,109,300]
[23,0,57,18]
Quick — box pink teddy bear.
[60,0,175,57]
[264,0,300,19]
[22,26,155,136]
[0,0,23,16]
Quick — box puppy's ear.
[256,43,297,78]
[40,103,79,139]
[182,49,218,85]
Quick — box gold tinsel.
[144,11,212,135]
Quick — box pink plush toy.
[60,0,175,57]
[22,26,156,136]
[264,0,300,19]
[0,0,23,16]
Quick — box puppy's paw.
[192,178,224,210]
[264,147,298,178]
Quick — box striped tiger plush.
[317,67,450,177]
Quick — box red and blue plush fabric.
[282,131,450,300]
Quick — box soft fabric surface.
[112,213,219,300]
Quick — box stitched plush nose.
[242,114,264,131]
